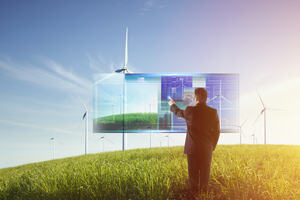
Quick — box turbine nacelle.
[115,68,127,73]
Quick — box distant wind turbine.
[50,137,55,160]
[161,134,174,147]
[254,92,267,144]
[253,92,285,145]
[251,134,256,144]
[233,119,247,144]
[71,94,89,155]
[80,100,89,155]
[99,136,114,152]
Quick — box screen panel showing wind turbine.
[93,73,239,133]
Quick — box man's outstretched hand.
[168,98,175,106]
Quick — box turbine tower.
[115,27,131,151]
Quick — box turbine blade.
[124,27,128,68]
[78,97,88,111]
[71,94,88,111]
[267,108,287,111]
[207,95,218,103]
[106,138,114,144]
[221,96,232,104]
[126,68,133,73]
[115,68,124,73]
[257,92,265,108]
[82,111,87,120]
[253,110,264,125]
[241,119,248,127]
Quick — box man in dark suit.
[169,88,220,193]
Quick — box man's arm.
[170,104,185,118]
[168,98,185,118]
[168,98,192,121]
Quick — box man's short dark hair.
[194,88,207,102]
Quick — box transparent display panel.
[93,73,239,133]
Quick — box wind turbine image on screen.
[93,73,239,133]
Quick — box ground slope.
[0,145,299,200]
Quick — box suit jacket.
[170,103,220,154]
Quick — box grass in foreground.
[0,145,300,200]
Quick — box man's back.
[171,103,220,154]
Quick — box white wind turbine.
[72,94,89,155]
[50,137,55,159]
[207,80,232,128]
[99,136,114,152]
[81,101,89,154]
[114,27,131,151]
[253,92,284,145]
[233,119,247,144]
[254,92,267,144]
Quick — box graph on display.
[93,73,239,133]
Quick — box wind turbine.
[71,94,89,155]
[207,80,232,128]
[253,92,284,144]
[161,134,174,147]
[81,101,88,155]
[251,134,256,144]
[50,137,55,160]
[99,136,114,152]
[233,119,247,144]
[253,92,267,144]
[115,27,131,151]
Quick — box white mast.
[124,27,128,72]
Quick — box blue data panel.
[93,73,239,133]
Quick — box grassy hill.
[94,113,158,131]
[0,145,300,200]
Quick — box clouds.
[87,53,106,73]
[0,119,74,135]
[43,59,92,90]
[87,52,139,73]
[139,0,167,15]
[87,53,122,73]
[0,57,94,131]
[0,58,92,96]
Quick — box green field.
[0,145,300,200]
[94,113,158,131]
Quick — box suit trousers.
[187,147,213,192]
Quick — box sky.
[1,0,300,168]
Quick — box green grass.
[94,113,158,131]
[0,145,300,200]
